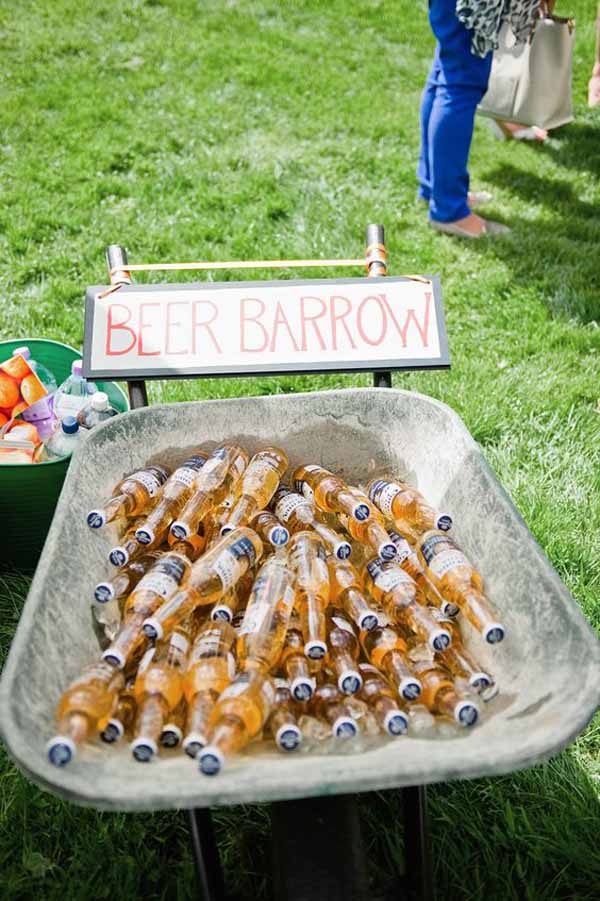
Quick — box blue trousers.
[417,0,493,222]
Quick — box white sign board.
[83,277,449,379]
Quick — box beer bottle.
[211,586,240,623]
[431,612,495,695]
[358,663,408,736]
[108,524,143,568]
[338,488,397,561]
[182,618,236,758]
[47,660,124,766]
[326,608,363,695]
[411,657,479,727]
[93,552,161,605]
[221,447,288,535]
[100,675,137,744]
[417,531,505,644]
[327,556,381,632]
[160,698,187,749]
[292,464,371,523]
[387,529,459,617]
[271,486,353,560]
[363,557,452,652]
[266,678,303,751]
[250,510,290,549]
[236,554,296,672]
[170,444,249,540]
[86,464,171,530]
[366,477,452,538]
[279,614,316,702]
[198,670,276,775]
[102,550,192,669]
[360,625,422,701]
[134,452,210,546]
[142,528,263,642]
[311,679,359,739]
[131,619,192,761]
[288,531,330,660]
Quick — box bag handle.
[534,1,575,35]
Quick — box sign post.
[89,227,444,901]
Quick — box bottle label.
[172,460,204,488]
[294,465,319,501]
[129,470,164,498]
[220,675,251,699]
[275,491,309,522]
[420,534,467,579]
[427,549,469,580]
[215,536,257,591]
[369,480,400,517]
[387,530,413,563]
[169,630,190,656]
[139,556,187,597]
[331,615,355,635]
[237,598,271,636]
[367,559,413,593]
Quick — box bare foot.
[589,65,600,108]
[495,120,547,142]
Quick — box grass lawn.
[1,0,599,897]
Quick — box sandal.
[489,119,547,143]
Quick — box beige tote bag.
[478,10,575,130]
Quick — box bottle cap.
[182,732,208,759]
[268,525,290,547]
[275,724,302,752]
[170,521,191,541]
[13,346,31,360]
[352,502,370,523]
[72,360,83,377]
[109,546,129,567]
[469,672,493,692]
[46,735,76,767]
[435,513,453,532]
[454,700,479,727]
[91,391,109,412]
[160,724,183,748]
[332,716,358,739]
[290,676,315,702]
[220,524,234,536]
[101,718,124,743]
[86,509,106,529]
[378,541,398,562]
[198,746,225,776]
[101,648,126,669]
[441,600,460,617]
[337,669,363,695]
[304,640,327,661]
[211,604,233,623]
[334,541,352,560]
[429,629,451,652]
[358,610,380,631]
[484,623,505,645]
[142,618,162,641]
[135,525,155,546]
[93,581,115,604]
[61,416,79,435]
[131,737,158,762]
[384,709,409,736]
[399,676,422,701]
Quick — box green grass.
[1,0,599,897]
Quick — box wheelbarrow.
[0,388,598,896]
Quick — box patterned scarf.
[456,0,542,57]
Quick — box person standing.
[418,0,541,238]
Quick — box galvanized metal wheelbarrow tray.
[1,387,598,813]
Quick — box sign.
[82,276,449,380]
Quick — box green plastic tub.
[0,338,128,572]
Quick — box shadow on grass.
[474,163,600,323]
[538,121,600,178]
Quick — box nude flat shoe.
[489,119,547,143]
[429,218,511,239]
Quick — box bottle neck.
[104,493,129,524]
[211,714,248,758]
[134,694,168,745]
[186,689,219,739]
[57,711,92,745]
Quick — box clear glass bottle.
[221,447,288,535]
[360,624,422,701]
[288,531,330,660]
[327,555,381,632]
[86,464,171,530]
[417,531,505,644]
[271,486,352,559]
[292,464,371,523]
[236,554,296,672]
[311,679,359,739]
[358,663,409,736]
[134,452,210,547]
[279,614,316,702]
[366,477,452,540]
[266,678,303,751]
[326,607,363,695]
